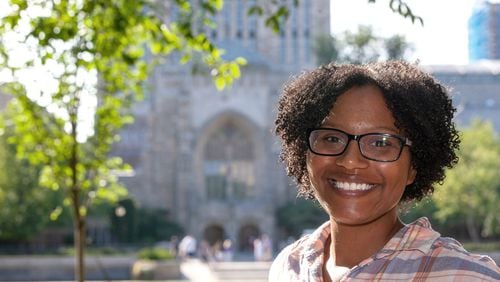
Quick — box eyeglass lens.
[308,129,405,162]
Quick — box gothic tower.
[115,0,330,250]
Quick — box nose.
[335,140,369,169]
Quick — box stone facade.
[424,62,500,132]
[114,0,331,250]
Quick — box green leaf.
[175,0,191,12]
[214,76,226,90]
[229,63,241,78]
[210,0,224,10]
[235,57,247,65]
[50,206,63,221]
[265,16,280,33]
[247,6,264,16]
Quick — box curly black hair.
[275,61,460,202]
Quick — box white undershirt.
[326,257,350,282]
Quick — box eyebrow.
[319,124,401,135]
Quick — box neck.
[327,211,403,268]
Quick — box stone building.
[114,0,331,250]
[424,62,500,132]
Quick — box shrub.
[137,247,175,261]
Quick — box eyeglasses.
[307,128,412,162]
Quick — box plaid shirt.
[269,217,500,281]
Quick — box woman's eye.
[324,136,341,143]
[375,140,390,147]
[373,138,391,147]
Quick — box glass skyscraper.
[469,0,500,61]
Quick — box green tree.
[0,1,290,279]
[433,120,500,242]
[0,112,52,242]
[0,1,229,280]
[400,198,467,239]
[276,199,329,239]
[314,26,413,65]
[110,198,184,243]
[340,25,381,64]
[384,34,413,60]
[314,34,340,65]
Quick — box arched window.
[203,121,255,200]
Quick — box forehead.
[322,85,398,133]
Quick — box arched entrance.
[238,224,260,252]
[203,224,225,246]
[203,120,256,200]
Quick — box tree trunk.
[70,117,85,282]
[465,213,481,243]
[72,189,86,282]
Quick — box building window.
[291,4,299,65]
[236,0,243,39]
[304,0,311,62]
[280,29,286,63]
[204,121,255,200]
[248,0,257,42]
[222,0,231,38]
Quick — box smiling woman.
[269,61,500,281]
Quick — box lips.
[329,180,375,191]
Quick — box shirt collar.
[300,221,331,279]
[295,216,440,278]
[376,217,440,258]
[301,217,439,261]
[303,220,331,261]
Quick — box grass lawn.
[463,241,500,252]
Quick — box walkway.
[180,259,271,282]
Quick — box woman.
[270,61,499,281]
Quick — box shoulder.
[375,218,499,280]
[405,220,500,280]
[358,219,499,281]
[268,236,309,281]
[269,221,331,281]
[426,236,499,279]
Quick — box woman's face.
[306,84,416,226]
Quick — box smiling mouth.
[331,181,375,191]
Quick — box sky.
[330,0,479,65]
[0,0,485,67]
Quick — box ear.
[406,164,417,186]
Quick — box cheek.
[306,153,329,178]
[407,165,417,185]
[398,152,416,186]
[306,151,319,172]
[305,154,327,194]
[306,155,318,186]
[380,162,414,190]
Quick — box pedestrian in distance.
[178,234,197,259]
[269,61,500,281]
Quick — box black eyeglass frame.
[307,127,413,162]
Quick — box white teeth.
[335,181,374,191]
